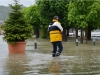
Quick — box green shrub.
[2,0,33,44]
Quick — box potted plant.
[2,0,33,53]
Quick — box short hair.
[53,16,59,20]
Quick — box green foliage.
[22,4,41,38]
[35,0,69,39]
[68,1,100,29]
[36,0,68,26]
[2,0,33,44]
[40,25,48,39]
[22,5,40,27]
[87,2,100,28]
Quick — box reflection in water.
[1,37,100,75]
[5,54,30,75]
[49,57,62,75]
[63,50,100,74]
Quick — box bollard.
[34,42,37,49]
[34,39,37,49]
[76,39,78,46]
[93,38,95,46]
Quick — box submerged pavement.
[0,35,100,75]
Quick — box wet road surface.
[0,35,100,75]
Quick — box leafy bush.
[2,0,33,44]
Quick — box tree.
[2,0,33,44]
[86,2,100,40]
[68,1,100,42]
[36,0,69,41]
[22,5,40,38]
[68,1,88,43]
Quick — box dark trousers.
[52,41,63,57]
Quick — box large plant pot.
[8,42,26,54]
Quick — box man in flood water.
[48,16,63,57]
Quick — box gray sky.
[0,0,35,7]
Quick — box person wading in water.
[48,16,63,57]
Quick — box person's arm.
[48,25,50,31]
[53,22,63,32]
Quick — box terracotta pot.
[8,42,26,54]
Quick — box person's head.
[53,16,59,20]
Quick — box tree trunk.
[62,27,67,42]
[34,27,40,38]
[36,29,39,38]
[75,27,78,39]
[80,28,83,44]
[67,28,69,36]
[87,25,91,40]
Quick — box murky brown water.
[0,35,100,75]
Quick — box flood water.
[0,35,100,75]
